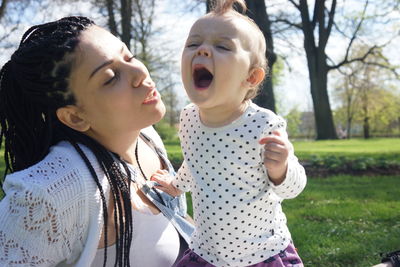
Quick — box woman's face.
[68,26,165,143]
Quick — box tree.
[333,45,400,138]
[333,71,359,138]
[273,0,399,139]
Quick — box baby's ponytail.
[209,0,247,14]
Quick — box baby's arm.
[259,130,292,185]
[259,120,307,199]
[151,169,183,197]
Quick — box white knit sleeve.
[0,148,90,266]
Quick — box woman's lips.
[142,90,159,104]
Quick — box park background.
[0,0,399,266]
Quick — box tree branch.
[272,18,302,29]
[288,0,300,10]
[342,0,369,64]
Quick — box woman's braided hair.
[0,16,133,267]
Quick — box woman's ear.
[246,67,265,87]
[56,106,90,132]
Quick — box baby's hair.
[208,0,268,100]
[209,0,247,14]
[0,16,133,267]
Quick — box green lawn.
[166,138,400,161]
[294,138,400,160]
[284,174,399,266]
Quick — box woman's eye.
[103,71,120,86]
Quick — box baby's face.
[181,13,254,110]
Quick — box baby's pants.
[175,243,303,267]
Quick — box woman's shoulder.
[3,141,99,200]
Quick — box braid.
[0,16,134,266]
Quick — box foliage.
[153,121,179,142]
[332,44,400,138]
[284,106,302,137]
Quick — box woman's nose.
[142,77,155,88]
[196,45,211,57]
[130,65,150,88]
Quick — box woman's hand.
[259,131,293,185]
[150,169,183,197]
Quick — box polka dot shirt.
[173,102,307,267]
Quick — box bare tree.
[272,0,399,139]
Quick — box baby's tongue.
[198,76,212,88]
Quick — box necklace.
[135,140,148,181]
[134,137,166,206]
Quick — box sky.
[0,0,398,116]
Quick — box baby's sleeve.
[260,114,287,138]
[172,160,193,192]
[268,154,307,199]
[260,113,307,199]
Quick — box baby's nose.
[197,47,211,57]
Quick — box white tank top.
[91,208,180,267]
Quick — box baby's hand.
[150,169,183,197]
[259,131,293,185]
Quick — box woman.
[0,16,193,266]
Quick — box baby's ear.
[56,105,90,132]
[246,67,265,87]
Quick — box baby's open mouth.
[193,66,213,89]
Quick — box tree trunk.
[363,116,370,139]
[245,0,276,112]
[307,60,337,140]
[0,0,7,19]
[206,0,211,12]
[120,0,132,49]
[298,0,338,139]
[105,0,118,37]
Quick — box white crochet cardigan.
[0,127,165,266]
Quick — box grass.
[294,138,400,160]
[284,175,400,266]
[166,138,400,161]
